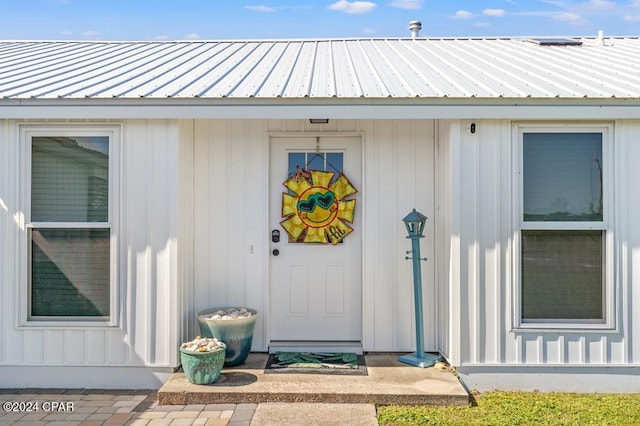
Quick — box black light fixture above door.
[309,119,329,124]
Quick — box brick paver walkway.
[0,389,256,425]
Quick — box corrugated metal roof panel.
[331,41,364,98]
[1,37,640,100]
[281,41,318,97]
[148,42,241,97]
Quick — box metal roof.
[1,37,640,100]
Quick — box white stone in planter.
[180,336,225,353]
[200,307,254,320]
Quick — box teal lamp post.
[398,209,440,368]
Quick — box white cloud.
[82,30,99,37]
[582,0,616,9]
[630,0,640,6]
[483,8,506,16]
[328,0,377,14]
[552,12,588,24]
[154,35,170,41]
[243,5,276,12]
[624,14,640,20]
[184,33,201,40]
[363,27,377,34]
[454,10,474,19]
[389,0,423,9]
[474,22,492,27]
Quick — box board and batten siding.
[180,118,270,350]
[0,119,180,388]
[182,119,443,353]
[444,119,640,391]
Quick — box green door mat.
[264,352,368,375]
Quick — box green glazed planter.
[197,308,257,367]
[180,343,226,385]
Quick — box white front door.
[269,136,362,344]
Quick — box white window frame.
[512,123,615,331]
[18,124,120,328]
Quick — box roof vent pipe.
[596,29,604,47]
[409,21,422,38]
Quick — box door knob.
[272,249,280,256]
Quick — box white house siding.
[182,119,442,353]
[446,119,640,391]
[435,120,453,363]
[0,119,10,369]
[180,118,270,350]
[0,119,180,389]
[621,119,640,366]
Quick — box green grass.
[377,391,640,425]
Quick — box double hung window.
[516,124,612,328]
[22,126,118,324]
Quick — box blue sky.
[1,0,639,40]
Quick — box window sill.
[18,319,118,329]
[513,322,618,333]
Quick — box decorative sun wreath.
[280,168,357,245]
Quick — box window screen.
[31,136,109,222]
[523,133,602,221]
[30,228,110,318]
[521,230,603,320]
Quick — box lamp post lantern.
[398,209,441,368]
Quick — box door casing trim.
[266,132,366,349]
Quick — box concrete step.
[158,353,470,406]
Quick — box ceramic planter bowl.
[179,343,226,385]
[197,308,257,367]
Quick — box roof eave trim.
[2,97,640,120]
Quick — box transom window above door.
[288,152,343,177]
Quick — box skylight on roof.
[526,38,583,46]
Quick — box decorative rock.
[180,336,225,353]
[199,307,254,320]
